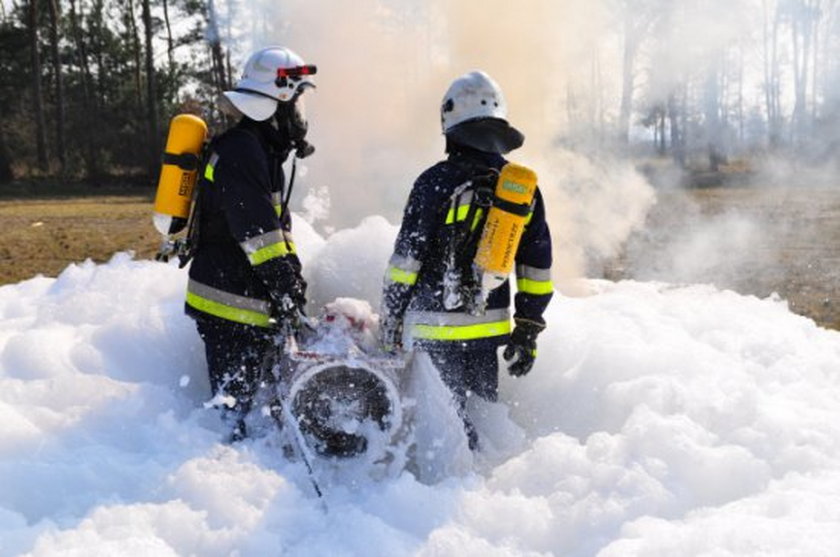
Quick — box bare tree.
[736,36,746,147]
[27,0,48,171]
[0,129,13,183]
[704,53,726,170]
[207,0,229,93]
[162,0,175,75]
[668,91,685,165]
[789,0,820,144]
[125,0,144,109]
[141,0,159,175]
[46,0,65,172]
[763,0,784,146]
[617,0,663,144]
[68,0,99,176]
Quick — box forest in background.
[1,0,839,186]
[0,0,234,185]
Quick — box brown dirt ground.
[604,186,840,331]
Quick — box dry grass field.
[0,194,159,285]
[1,185,839,331]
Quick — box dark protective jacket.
[382,146,553,351]
[185,118,303,328]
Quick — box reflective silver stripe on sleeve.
[240,229,286,255]
[389,253,422,272]
[187,279,272,314]
[404,308,510,328]
[385,253,422,286]
[515,264,552,281]
[272,192,284,215]
[404,308,511,341]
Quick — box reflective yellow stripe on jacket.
[203,152,219,182]
[444,189,485,230]
[186,279,273,327]
[405,308,511,341]
[385,254,421,286]
[271,192,284,217]
[240,229,296,266]
[516,264,553,295]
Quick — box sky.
[2,216,840,556]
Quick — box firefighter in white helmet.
[185,46,317,441]
[380,70,554,450]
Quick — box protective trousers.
[424,346,499,449]
[195,317,277,417]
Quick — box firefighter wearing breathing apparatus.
[380,70,553,449]
[183,46,316,440]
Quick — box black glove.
[267,260,307,322]
[287,272,307,311]
[503,318,545,377]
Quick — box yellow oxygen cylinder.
[153,114,208,236]
[473,162,538,293]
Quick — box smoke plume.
[230,0,657,284]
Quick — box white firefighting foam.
[1,215,840,556]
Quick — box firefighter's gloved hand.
[379,312,404,354]
[269,261,307,322]
[287,272,307,312]
[503,318,545,377]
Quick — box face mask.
[274,97,314,158]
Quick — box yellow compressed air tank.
[153,114,208,236]
[474,162,538,292]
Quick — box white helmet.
[222,46,316,121]
[440,70,523,154]
[440,71,507,132]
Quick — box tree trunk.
[90,0,106,104]
[704,58,725,171]
[142,0,159,177]
[618,21,637,145]
[47,0,66,173]
[27,0,49,172]
[763,0,782,147]
[127,0,144,109]
[162,0,175,74]
[0,128,13,183]
[658,111,666,154]
[667,93,683,166]
[762,0,772,137]
[791,9,808,144]
[207,0,229,93]
[811,0,820,123]
[69,0,100,177]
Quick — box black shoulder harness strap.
[177,136,214,268]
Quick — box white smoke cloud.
[223,0,658,283]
